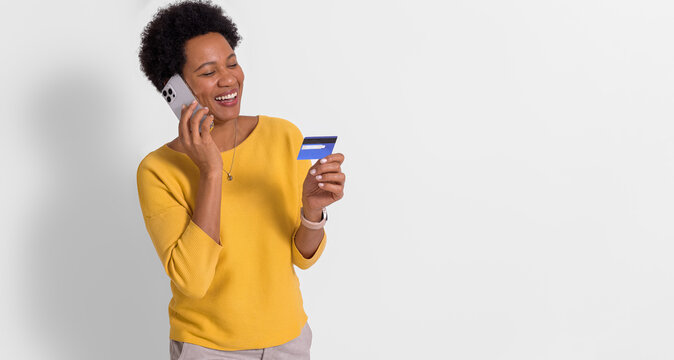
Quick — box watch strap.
[300,207,327,230]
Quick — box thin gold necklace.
[223,117,237,181]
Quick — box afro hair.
[138,0,242,92]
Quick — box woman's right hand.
[179,100,223,174]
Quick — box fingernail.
[320,158,327,164]
[192,100,197,104]
[310,169,316,175]
[181,104,185,109]
[204,107,209,111]
[316,175,322,180]
[319,183,324,187]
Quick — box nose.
[217,68,237,87]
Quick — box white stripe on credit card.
[301,144,326,150]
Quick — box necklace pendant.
[227,174,233,181]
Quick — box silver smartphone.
[161,74,208,133]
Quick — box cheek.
[194,80,217,101]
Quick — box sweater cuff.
[171,219,223,298]
[185,219,223,249]
[292,231,327,270]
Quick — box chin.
[213,110,240,122]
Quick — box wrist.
[201,169,223,179]
[300,207,328,230]
[302,207,323,222]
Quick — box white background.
[2,0,673,359]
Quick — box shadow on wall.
[22,66,168,359]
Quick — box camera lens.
[166,96,172,102]
[162,90,167,96]
[168,88,173,95]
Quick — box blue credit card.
[297,136,338,160]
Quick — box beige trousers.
[169,322,312,360]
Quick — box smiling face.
[182,32,244,123]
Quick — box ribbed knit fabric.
[136,115,326,350]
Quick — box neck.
[211,117,239,152]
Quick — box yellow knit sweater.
[136,115,326,350]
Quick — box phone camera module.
[168,88,173,95]
[162,90,167,96]
[166,96,172,103]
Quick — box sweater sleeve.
[290,155,328,270]
[137,160,222,299]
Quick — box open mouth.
[214,90,238,106]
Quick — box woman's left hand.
[302,153,346,214]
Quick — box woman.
[136,1,346,358]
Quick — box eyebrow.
[194,53,237,72]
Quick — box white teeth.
[215,92,237,101]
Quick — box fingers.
[317,182,344,199]
[321,153,345,165]
[309,162,342,176]
[179,100,198,147]
[201,114,214,136]
[313,172,346,185]
[302,153,346,205]
[309,153,344,170]
[308,153,345,176]
[190,106,210,142]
